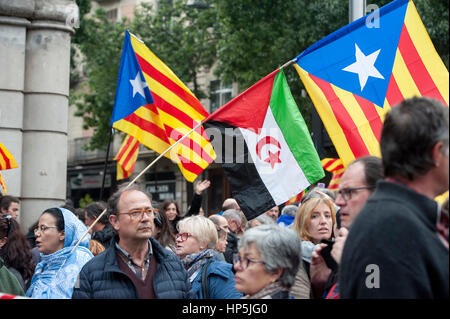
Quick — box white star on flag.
[342,43,384,91]
[129,72,148,98]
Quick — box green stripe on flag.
[270,69,325,183]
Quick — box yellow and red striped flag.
[0,142,18,171]
[321,158,345,190]
[115,134,140,180]
[110,30,216,182]
[295,0,448,167]
[285,188,307,205]
[0,172,7,194]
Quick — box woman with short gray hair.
[233,224,301,299]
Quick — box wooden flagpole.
[68,120,205,255]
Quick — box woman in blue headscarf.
[26,207,93,299]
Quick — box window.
[210,80,233,113]
[106,8,118,22]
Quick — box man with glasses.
[335,156,383,230]
[222,209,242,264]
[72,184,193,299]
[309,156,383,299]
[340,97,449,298]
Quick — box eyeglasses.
[34,225,58,235]
[175,232,193,242]
[117,207,155,220]
[338,186,375,201]
[233,254,265,270]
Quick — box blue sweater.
[72,238,194,299]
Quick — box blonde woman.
[175,215,242,299]
[292,191,336,272]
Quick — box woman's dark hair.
[42,208,65,232]
[84,202,108,225]
[161,199,182,217]
[0,216,36,284]
[154,209,176,249]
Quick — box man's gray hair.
[249,213,275,227]
[281,205,298,217]
[239,224,302,289]
[222,209,241,223]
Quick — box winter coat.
[0,257,24,296]
[190,258,242,299]
[72,237,194,299]
[340,181,449,298]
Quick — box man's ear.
[109,214,120,231]
[432,141,446,167]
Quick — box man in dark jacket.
[72,184,193,299]
[222,209,242,264]
[340,97,449,298]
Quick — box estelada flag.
[110,30,216,182]
[0,172,7,194]
[295,0,448,167]
[321,158,345,190]
[115,134,140,180]
[204,69,324,220]
[0,142,18,171]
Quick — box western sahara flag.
[204,69,324,220]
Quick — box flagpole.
[68,120,205,255]
[99,127,114,201]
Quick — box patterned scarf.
[182,249,215,278]
[242,281,288,299]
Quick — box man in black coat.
[340,97,449,298]
[72,184,193,299]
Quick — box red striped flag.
[0,142,18,171]
[110,30,216,182]
[114,135,140,180]
[0,172,7,194]
[321,158,345,190]
[285,188,308,205]
[295,0,448,167]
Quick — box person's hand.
[310,243,332,297]
[331,227,349,265]
[195,180,211,195]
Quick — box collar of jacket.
[103,236,170,274]
[375,180,439,232]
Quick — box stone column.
[0,0,78,229]
[21,1,76,229]
[0,1,34,219]
[0,16,29,196]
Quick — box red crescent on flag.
[256,136,282,168]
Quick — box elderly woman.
[175,215,242,299]
[26,207,93,299]
[234,224,302,299]
[292,190,336,272]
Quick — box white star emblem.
[342,43,384,91]
[129,72,148,98]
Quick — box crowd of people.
[0,97,448,299]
